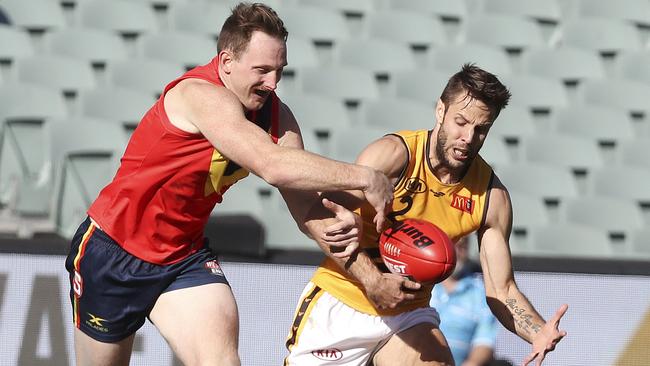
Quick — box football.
[379,218,456,283]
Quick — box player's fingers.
[324,221,350,235]
[535,352,546,366]
[401,279,421,291]
[324,238,357,248]
[551,304,569,327]
[323,231,358,243]
[401,292,416,301]
[374,213,386,233]
[331,242,358,258]
[322,198,345,215]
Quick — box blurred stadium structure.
[0,0,649,364]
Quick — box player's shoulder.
[389,129,430,141]
[173,78,235,105]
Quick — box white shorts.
[284,282,440,366]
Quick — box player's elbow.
[254,158,294,187]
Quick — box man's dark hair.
[217,2,288,59]
[439,63,511,121]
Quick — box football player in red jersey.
[65,3,393,366]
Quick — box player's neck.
[428,156,467,185]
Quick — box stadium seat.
[0,83,64,209]
[78,87,156,129]
[0,118,52,213]
[49,118,125,238]
[578,79,650,117]
[335,39,416,76]
[558,17,642,55]
[15,55,96,96]
[262,204,314,251]
[0,83,67,208]
[44,28,128,67]
[428,44,512,77]
[520,46,605,84]
[522,134,603,172]
[0,25,34,65]
[496,163,578,202]
[279,93,350,133]
[299,67,379,104]
[211,183,266,220]
[276,6,349,44]
[612,51,650,85]
[590,166,650,203]
[479,137,511,168]
[0,0,66,32]
[460,14,545,53]
[619,139,650,170]
[0,83,68,122]
[78,0,158,36]
[360,98,433,131]
[330,126,391,163]
[108,59,185,97]
[575,0,650,28]
[481,0,561,24]
[529,224,613,258]
[489,105,537,142]
[297,0,375,16]
[552,104,635,145]
[169,1,230,39]
[138,31,217,69]
[562,196,645,239]
[285,37,320,70]
[363,10,447,49]
[631,229,650,258]
[388,0,467,23]
[393,69,450,105]
[498,74,568,112]
[509,191,549,233]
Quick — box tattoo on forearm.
[505,298,542,335]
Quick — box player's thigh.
[150,283,240,366]
[373,323,454,366]
[74,328,135,366]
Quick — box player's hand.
[365,273,421,310]
[362,168,393,233]
[523,304,568,366]
[320,198,362,258]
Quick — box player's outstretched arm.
[165,81,393,231]
[478,176,567,365]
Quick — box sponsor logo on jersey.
[204,260,224,276]
[86,313,109,333]
[430,190,445,197]
[450,193,474,214]
[405,177,427,194]
[311,348,343,361]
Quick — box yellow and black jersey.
[312,129,494,315]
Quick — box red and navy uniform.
[66,57,280,342]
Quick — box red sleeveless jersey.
[88,57,280,264]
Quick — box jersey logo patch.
[312,348,343,361]
[405,177,427,194]
[450,193,474,214]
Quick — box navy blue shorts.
[65,217,229,342]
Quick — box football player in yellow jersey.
[285,64,568,366]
